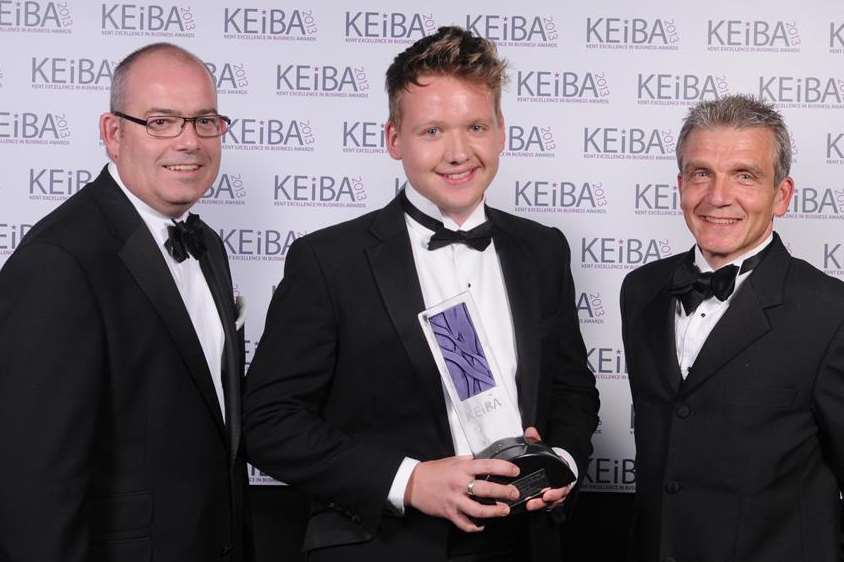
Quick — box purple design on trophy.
[430,303,496,401]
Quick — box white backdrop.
[2,0,843,493]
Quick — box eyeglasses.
[113,111,231,138]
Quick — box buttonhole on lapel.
[467,282,472,288]
[700,313,706,317]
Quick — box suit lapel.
[91,168,227,440]
[197,229,241,464]
[681,236,788,395]
[642,286,683,396]
[488,211,542,425]
[365,197,453,454]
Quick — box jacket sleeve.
[243,237,404,538]
[0,242,105,562]
[545,229,600,477]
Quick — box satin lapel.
[681,238,787,396]
[489,218,541,426]
[118,226,227,438]
[198,229,241,465]
[641,287,683,396]
[365,199,453,454]
[89,169,226,439]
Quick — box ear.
[772,176,795,217]
[385,120,402,161]
[100,112,122,161]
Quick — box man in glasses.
[0,43,247,562]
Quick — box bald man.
[0,43,247,562]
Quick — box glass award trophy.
[418,292,575,514]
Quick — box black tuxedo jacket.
[244,194,599,562]
[620,235,844,562]
[0,167,248,562]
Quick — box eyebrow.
[682,160,766,176]
[144,107,219,116]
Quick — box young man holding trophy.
[245,26,599,562]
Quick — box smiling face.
[678,126,794,269]
[386,74,505,226]
[100,50,221,218]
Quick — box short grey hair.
[110,42,212,113]
[676,94,792,186]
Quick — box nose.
[173,120,201,151]
[706,174,732,206]
[444,130,469,165]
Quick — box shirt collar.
[694,233,774,274]
[404,183,487,232]
[108,162,188,247]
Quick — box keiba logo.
[823,243,844,277]
[28,167,93,201]
[515,69,610,104]
[205,61,249,95]
[826,132,844,165]
[0,1,72,34]
[831,22,844,54]
[0,111,71,145]
[587,346,626,379]
[223,8,316,41]
[583,457,636,492]
[276,64,369,98]
[576,291,606,325]
[784,187,844,220]
[344,11,436,44]
[585,17,679,50]
[200,172,247,206]
[503,124,556,158]
[634,182,681,216]
[758,76,844,109]
[218,228,303,262]
[274,174,367,209]
[31,57,116,91]
[222,117,315,152]
[101,3,196,38]
[707,20,800,52]
[465,14,559,48]
[514,179,607,215]
[342,121,385,154]
[580,237,672,270]
[637,73,729,106]
[583,127,676,161]
[0,222,32,255]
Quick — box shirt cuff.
[551,447,579,482]
[387,456,420,515]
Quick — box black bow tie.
[399,190,493,251]
[669,250,765,315]
[164,213,207,263]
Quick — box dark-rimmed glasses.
[113,111,231,138]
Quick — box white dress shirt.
[674,234,774,378]
[109,163,226,418]
[387,185,576,512]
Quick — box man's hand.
[404,456,520,532]
[523,426,573,512]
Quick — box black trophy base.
[474,436,576,515]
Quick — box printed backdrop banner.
[2,0,842,493]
